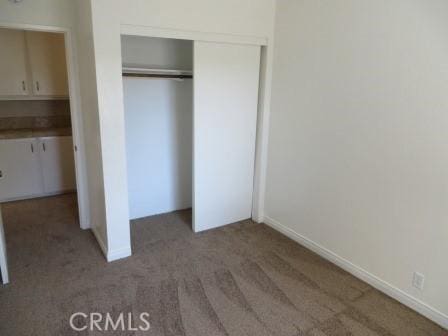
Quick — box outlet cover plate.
[413,272,425,290]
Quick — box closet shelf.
[122,66,193,79]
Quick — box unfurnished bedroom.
[0,1,447,335]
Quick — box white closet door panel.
[26,31,69,96]
[0,29,29,96]
[40,136,76,193]
[193,41,260,232]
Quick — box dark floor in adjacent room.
[0,194,446,336]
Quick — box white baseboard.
[251,212,265,224]
[0,190,76,204]
[106,246,132,262]
[263,216,448,330]
[91,227,132,262]
[91,227,108,259]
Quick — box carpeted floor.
[0,194,446,336]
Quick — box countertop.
[0,127,72,140]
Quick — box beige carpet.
[0,194,446,335]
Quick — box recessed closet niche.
[122,34,261,232]
[121,35,193,220]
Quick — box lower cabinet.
[0,136,76,202]
[39,137,76,194]
[0,138,43,201]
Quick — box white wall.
[266,0,448,327]
[87,0,276,260]
[122,36,193,220]
[103,0,275,40]
[124,79,193,220]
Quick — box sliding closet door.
[193,41,261,232]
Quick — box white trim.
[120,24,268,46]
[0,190,76,203]
[251,42,274,223]
[92,226,107,259]
[263,216,448,330]
[93,228,131,263]
[0,22,90,230]
[106,246,132,263]
[63,29,90,230]
[0,22,69,33]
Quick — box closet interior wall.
[121,35,193,220]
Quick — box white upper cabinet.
[0,29,29,96]
[25,31,69,97]
[0,29,68,100]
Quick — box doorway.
[122,35,194,227]
[0,25,87,231]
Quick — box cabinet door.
[0,28,29,96]
[25,31,69,97]
[0,139,43,202]
[39,137,76,194]
[193,41,261,232]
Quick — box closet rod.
[122,73,193,79]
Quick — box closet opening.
[121,35,194,235]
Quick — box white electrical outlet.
[413,272,425,290]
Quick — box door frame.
[0,22,89,230]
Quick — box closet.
[122,35,260,232]
[122,36,193,221]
